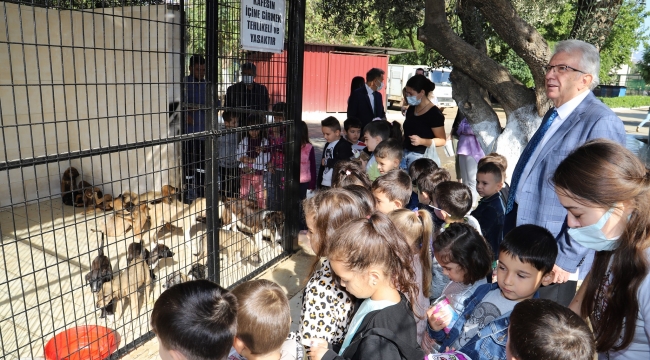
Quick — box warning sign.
[241,0,285,53]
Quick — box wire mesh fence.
[0,0,302,358]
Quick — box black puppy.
[188,263,206,280]
[85,232,114,317]
[61,167,79,206]
[127,242,174,280]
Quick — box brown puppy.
[110,191,139,213]
[162,271,187,290]
[127,241,174,280]
[196,229,261,265]
[94,203,150,240]
[75,181,96,207]
[221,197,283,250]
[61,167,80,206]
[91,193,114,211]
[95,252,151,320]
[85,232,113,293]
[137,185,179,205]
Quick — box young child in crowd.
[363,120,402,181]
[478,153,509,205]
[266,102,286,211]
[332,160,372,188]
[342,184,376,210]
[506,299,595,360]
[318,117,353,189]
[416,168,452,229]
[371,169,412,214]
[421,223,493,352]
[298,121,316,230]
[219,111,240,198]
[151,280,238,360]
[308,213,424,360]
[238,114,269,209]
[373,138,403,176]
[300,188,374,352]
[388,208,434,343]
[427,224,557,359]
[471,161,505,257]
[407,158,439,210]
[431,181,481,234]
[229,279,304,360]
[343,117,366,155]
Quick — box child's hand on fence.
[427,305,453,332]
[305,338,329,360]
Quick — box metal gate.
[0,0,304,358]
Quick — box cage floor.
[0,199,284,359]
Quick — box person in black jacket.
[471,162,505,258]
[317,117,353,189]
[308,213,424,360]
[347,68,387,130]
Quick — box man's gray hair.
[553,40,600,89]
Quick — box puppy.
[170,202,202,253]
[162,271,187,290]
[95,249,151,320]
[127,241,174,280]
[262,211,284,247]
[92,193,114,211]
[215,229,261,266]
[61,167,79,206]
[85,232,113,293]
[137,185,179,205]
[75,181,96,207]
[111,191,139,213]
[147,201,182,239]
[93,203,150,240]
[188,263,206,280]
[221,198,283,250]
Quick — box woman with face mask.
[400,74,446,170]
[553,139,650,359]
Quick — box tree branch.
[570,0,624,49]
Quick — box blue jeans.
[399,149,424,170]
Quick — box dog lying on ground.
[89,192,113,212]
[221,198,284,250]
[95,247,151,321]
[61,167,80,206]
[196,229,261,266]
[110,191,138,213]
[74,181,96,207]
[137,185,179,205]
[127,241,174,280]
[92,203,150,240]
[85,232,115,318]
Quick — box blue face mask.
[567,207,620,251]
[407,95,421,106]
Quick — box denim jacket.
[427,283,539,360]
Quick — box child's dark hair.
[222,111,236,123]
[388,209,433,302]
[245,113,265,127]
[344,117,362,132]
[500,224,557,274]
[328,212,420,315]
[371,170,412,208]
[433,222,493,285]
[231,279,290,356]
[332,160,372,188]
[321,116,341,132]
[408,158,438,185]
[477,162,504,183]
[405,74,435,96]
[151,280,237,360]
[417,168,451,200]
[363,120,403,143]
[298,120,311,147]
[509,299,595,360]
[374,138,404,161]
[432,181,472,219]
[272,102,286,115]
[342,184,376,212]
[350,76,365,94]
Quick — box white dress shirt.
[365,84,375,113]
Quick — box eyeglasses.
[543,64,586,74]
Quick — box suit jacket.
[317,139,354,188]
[514,91,626,272]
[347,86,386,129]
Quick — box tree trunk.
[570,0,624,50]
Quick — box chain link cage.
[0,0,304,357]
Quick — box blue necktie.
[505,109,559,214]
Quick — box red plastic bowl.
[45,326,119,360]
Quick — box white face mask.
[242,75,254,84]
[567,207,621,251]
[407,95,421,106]
[376,81,384,92]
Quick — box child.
[371,169,412,214]
[300,188,374,352]
[219,111,240,198]
[470,161,505,257]
[363,120,403,181]
[230,279,303,360]
[343,117,366,155]
[416,168,452,229]
[317,117,353,189]
[308,213,424,360]
[151,280,238,360]
[388,208,434,343]
[342,184,376,210]
[408,158,439,210]
[374,138,403,176]
[431,181,481,234]
[506,299,595,360]
[298,121,316,230]
[427,224,557,359]
[266,102,286,211]
[238,114,270,209]
[478,152,509,204]
[332,160,372,188]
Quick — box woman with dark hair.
[400,75,446,169]
[350,76,366,95]
[553,139,650,358]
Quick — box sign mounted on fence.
[241,0,285,53]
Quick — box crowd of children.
[154,115,610,360]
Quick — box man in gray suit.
[504,40,626,306]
